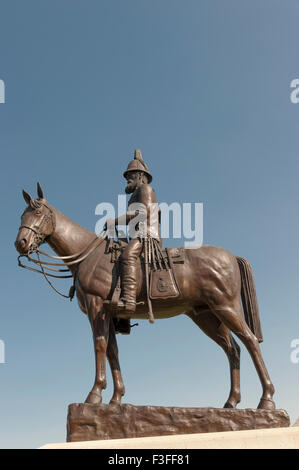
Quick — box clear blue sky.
[0,0,299,448]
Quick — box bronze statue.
[15,154,276,411]
[105,149,160,316]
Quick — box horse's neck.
[47,205,97,257]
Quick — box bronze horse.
[15,184,275,410]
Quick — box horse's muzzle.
[15,238,28,255]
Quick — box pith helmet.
[123,149,153,183]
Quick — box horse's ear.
[37,182,44,199]
[22,189,32,205]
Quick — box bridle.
[17,201,106,299]
[18,200,56,250]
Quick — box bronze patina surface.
[67,403,290,442]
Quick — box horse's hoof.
[109,398,122,405]
[257,398,276,410]
[223,402,235,409]
[85,391,102,405]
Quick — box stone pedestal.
[66,403,290,443]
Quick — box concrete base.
[40,426,299,449]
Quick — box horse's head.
[15,183,55,255]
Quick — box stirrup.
[117,299,136,314]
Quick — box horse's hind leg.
[211,300,275,410]
[85,295,110,405]
[188,309,241,408]
[107,318,125,404]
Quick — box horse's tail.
[236,256,263,343]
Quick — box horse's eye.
[36,210,41,215]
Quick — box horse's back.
[172,244,241,305]
[185,244,238,266]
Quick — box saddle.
[105,236,184,334]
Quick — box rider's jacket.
[127,184,160,240]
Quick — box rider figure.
[106,149,160,315]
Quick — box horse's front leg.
[85,295,110,405]
[107,318,125,404]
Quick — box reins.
[18,235,106,300]
[17,201,106,300]
[36,250,75,299]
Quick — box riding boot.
[117,238,142,315]
[117,262,138,314]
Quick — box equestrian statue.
[15,150,275,410]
